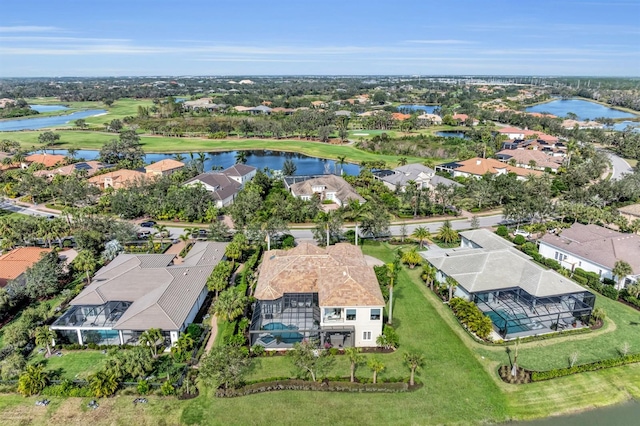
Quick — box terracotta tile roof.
[495,149,563,170]
[145,159,184,173]
[255,243,384,307]
[33,161,107,178]
[452,113,469,121]
[455,157,543,178]
[88,169,147,189]
[24,153,66,168]
[289,175,365,205]
[392,113,411,121]
[0,247,52,287]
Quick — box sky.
[1,0,639,77]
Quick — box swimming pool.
[261,322,304,344]
[485,310,531,334]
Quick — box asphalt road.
[0,200,57,218]
[605,151,634,180]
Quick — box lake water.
[48,149,361,176]
[520,400,640,426]
[610,121,640,132]
[30,104,70,113]
[436,131,467,139]
[397,105,438,113]
[525,99,637,121]
[0,109,107,131]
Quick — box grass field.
[29,351,105,381]
[22,98,155,125]
[0,242,638,425]
[6,131,427,166]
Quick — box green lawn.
[7,131,426,166]
[29,351,105,380]
[22,98,155,125]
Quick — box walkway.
[202,313,219,354]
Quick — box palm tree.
[612,260,633,290]
[224,241,242,267]
[336,155,347,175]
[17,364,49,396]
[213,288,248,322]
[398,157,408,166]
[171,333,195,361]
[436,220,459,244]
[89,370,119,397]
[235,151,247,164]
[386,261,398,325]
[138,328,163,358]
[445,276,458,301]
[34,326,56,357]
[367,357,385,384]
[343,200,369,247]
[344,347,363,383]
[75,249,98,284]
[412,226,431,249]
[421,263,437,291]
[155,224,168,244]
[401,248,422,269]
[404,352,425,386]
[173,153,186,162]
[66,148,78,163]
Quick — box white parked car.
[514,229,530,237]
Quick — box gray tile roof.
[539,223,640,274]
[70,242,228,331]
[184,172,241,201]
[425,229,588,297]
[459,229,514,251]
[221,164,257,178]
[289,175,365,205]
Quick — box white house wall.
[538,242,613,279]
[320,305,383,347]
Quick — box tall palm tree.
[89,370,119,398]
[398,157,408,166]
[34,326,56,357]
[138,328,163,358]
[336,155,347,176]
[404,352,425,386]
[75,249,98,284]
[445,276,458,301]
[213,288,248,322]
[436,220,459,244]
[412,226,431,249]
[421,263,437,291]
[173,153,186,162]
[235,151,247,164]
[343,200,370,247]
[386,260,399,325]
[344,347,363,383]
[155,224,168,244]
[612,260,633,290]
[367,357,385,384]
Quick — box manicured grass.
[22,98,155,125]
[29,351,105,380]
[0,208,19,219]
[7,131,426,166]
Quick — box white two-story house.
[250,243,384,349]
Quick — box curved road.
[605,151,634,180]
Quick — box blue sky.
[1,0,639,77]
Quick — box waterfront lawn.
[7,131,427,166]
[29,350,105,381]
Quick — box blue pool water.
[485,310,530,334]
[262,322,303,343]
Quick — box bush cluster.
[531,353,640,381]
[216,379,409,398]
[449,298,493,340]
[41,380,93,397]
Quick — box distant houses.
[21,153,66,169]
[495,149,563,172]
[88,169,147,190]
[373,163,460,192]
[437,157,543,180]
[0,247,52,288]
[33,161,110,179]
[145,159,185,176]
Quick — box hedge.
[531,353,640,381]
[215,379,410,397]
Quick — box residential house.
[422,229,594,339]
[539,223,640,289]
[145,159,185,176]
[271,107,295,115]
[51,242,228,346]
[285,175,365,207]
[495,149,563,172]
[33,161,110,179]
[0,247,52,287]
[417,113,443,125]
[220,164,257,186]
[310,100,327,108]
[441,157,542,180]
[250,243,385,349]
[373,163,460,192]
[618,204,640,225]
[21,153,66,169]
[184,164,256,207]
[496,127,559,144]
[87,169,147,190]
[391,112,411,121]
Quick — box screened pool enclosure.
[473,287,595,339]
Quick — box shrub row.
[621,294,640,309]
[449,298,493,340]
[531,353,640,382]
[58,343,134,351]
[216,379,410,397]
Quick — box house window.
[324,308,341,321]
[370,309,381,320]
[363,331,372,341]
[346,309,356,321]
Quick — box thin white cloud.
[0,36,130,42]
[0,26,63,33]
[404,39,475,45]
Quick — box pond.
[0,109,107,131]
[29,104,70,113]
[525,99,637,121]
[519,400,640,426]
[47,149,361,176]
[436,131,468,139]
[397,105,438,113]
[609,121,640,132]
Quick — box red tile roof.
[0,247,52,287]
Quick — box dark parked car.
[140,221,156,228]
